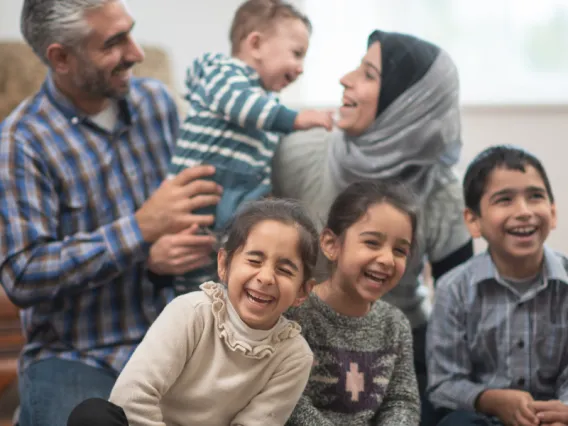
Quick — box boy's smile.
[465,165,556,278]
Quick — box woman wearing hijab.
[274,30,473,426]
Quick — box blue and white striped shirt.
[427,246,568,410]
[0,74,178,374]
[169,53,297,202]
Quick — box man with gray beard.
[0,1,222,424]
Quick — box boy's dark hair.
[230,0,312,55]
[221,198,319,282]
[326,180,419,255]
[463,145,554,215]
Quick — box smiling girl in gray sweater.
[286,181,421,426]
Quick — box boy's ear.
[550,203,557,231]
[292,278,315,307]
[217,249,228,282]
[320,228,339,262]
[463,208,482,239]
[244,31,263,58]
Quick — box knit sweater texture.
[285,292,420,425]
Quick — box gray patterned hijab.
[328,30,462,200]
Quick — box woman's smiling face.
[336,41,382,136]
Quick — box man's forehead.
[84,1,134,41]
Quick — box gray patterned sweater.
[285,292,420,426]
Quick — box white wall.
[2,0,568,253]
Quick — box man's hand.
[135,165,222,243]
[294,110,334,131]
[476,389,539,426]
[148,224,216,275]
[532,400,568,426]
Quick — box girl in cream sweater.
[67,199,318,426]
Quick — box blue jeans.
[437,410,503,426]
[195,164,270,233]
[174,164,269,294]
[18,358,116,426]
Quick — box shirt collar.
[43,71,135,128]
[473,245,568,286]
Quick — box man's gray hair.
[20,0,117,64]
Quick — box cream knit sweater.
[109,282,313,426]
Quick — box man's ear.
[292,278,315,307]
[320,228,339,262]
[464,208,482,239]
[46,43,73,74]
[217,249,228,282]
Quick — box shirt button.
[71,117,79,124]
[518,340,525,349]
[518,377,525,386]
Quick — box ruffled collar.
[200,282,302,359]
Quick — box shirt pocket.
[467,313,504,380]
[58,186,114,236]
